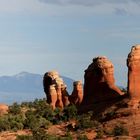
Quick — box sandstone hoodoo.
[82,56,123,105]
[61,84,70,107]
[69,81,83,106]
[127,45,140,108]
[43,71,69,110]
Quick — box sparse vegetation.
[0,98,133,139]
[112,124,129,136]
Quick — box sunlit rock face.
[43,71,59,105]
[127,45,140,108]
[0,104,8,115]
[69,81,83,106]
[43,71,69,110]
[82,56,123,105]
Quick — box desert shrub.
[63,104,77,120]
[20,101,34,108]
[32,128,49,140]
[0,114,25,131]
[112,124,129,136]
[0,116,11,131]
[24,109,51,130]
[136,136,140,140]
[34,100,55,121]
[95,129,104,139]
[16,135,32,140]
[8,102,21,115]
[77,135,88,140]
[76,112,100,130]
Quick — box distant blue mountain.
[0,72,74,104]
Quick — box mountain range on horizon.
[0,72,74,104]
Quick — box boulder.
[82,56,123,105]
[0,104,8,115]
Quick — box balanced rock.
[82,56,123,105]
[69,81,83,105]
[127,45,140,108]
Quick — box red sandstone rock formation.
[49,84,57,110]
[82,56,123,105]
[127,45,140,108]
[43,71,69,110]
[55,77,64,109]
[43,71,59,105]
[69,81,83,105]
[61,84,70,106]
[0,104,8,115]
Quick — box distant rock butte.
[82,56,123,106]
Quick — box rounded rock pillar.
[127,45,140,108]
[82,56,123,105]
[70,81,83,105]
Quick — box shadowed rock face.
[127,45,140,107]
[61,84,70,106]
[82,56,123,105]
[69,81,83,106]
[43,71,69,109]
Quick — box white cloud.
[0,0,138,16]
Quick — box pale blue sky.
[0,0,140,87]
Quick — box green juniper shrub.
[63,104,77,121]
[64,131,73,140]
[16,135,33,140]
[95,129,104,139]
[76,112,100,130]
[51,108,64,124]
[20,101,34,108]
[0,114,25,131]
[8,102,21,115]
[136,136,140,140]
[112,124,129,136]
[77,135,88,140]
[32,128,48,140]
[34,101,55,121]
[24,109,51,130]
[0,115,11,131]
